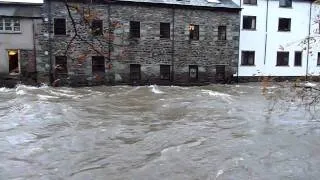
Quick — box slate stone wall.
[36,1,240,86]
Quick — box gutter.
[306,0,312,81]
[171,6,175,83]
[48,0,53,84]
[263,0,269,65]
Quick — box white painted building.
[234,0,320,79]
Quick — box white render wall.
[0,19,35,74]
[236,0,320,77]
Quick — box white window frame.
[0,18,21,33]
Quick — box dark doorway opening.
[8,50,19,74]
[216,65,225,83]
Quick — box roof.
[0,4,42,18]
[114,0,241,9]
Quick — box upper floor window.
[189,24,199,40]
[54,18,66,35]
[243,16,256,30]
[279,0,292,7]
[0,18,20,32]
[92,20,103,36]
[130,21,140,38]
[160,22,170,39]
[243,0,257,5]
[278,18,291,32]
[218,26,226,40]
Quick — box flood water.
[0,84,320,180]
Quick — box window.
[55,56,68,74]
[0,18,20,32]
[294,51,302,66]
[218,26,226,40]
[160,22,170,39]
[92,20,103,36]
[241,51,255,65]
[54,18,66,35]
[278,18,291,32]
[130,64,141,80]
[243,16,256,30]
[189,24,199,40]
[130,21,140,38]
[243,0,257,5]
[189,65,198,80]
[317,53,320,66]
[92,56,105,73]
[279,0,292,7]
[160,65,170,80]
[277,52,289,66]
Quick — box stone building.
[0,1,41,87]
[36,0,240,86]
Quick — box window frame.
[189,65,199,81]
[242,16,256,30]
[91,19,103,36]
[0,18,21,33]
[276,51,290,66]
[189,24,199,41]
[278,18,291,32]
[160,22,170,39]
[218,26,227,40]
[160,65,171,80]
[92,56,105,74]
[129,21,140,38]
[279,0,292,8]
[55,56,68,74]
[241,51,255,66]
[294,51,302,66]
[54,18,67,35]
[243,0,257,5]
[130,64,141,81]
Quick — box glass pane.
[14,26,20,31]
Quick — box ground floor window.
[189,65,198,80]
[277,52,289,66]
[317,52,320,66]
[160,65,170,80]
[55,56,68,74]
[241,51,255,66]
[130,64,141,80]
[294,51,302,66]
[92,56,105,74]
[8,50,19,74]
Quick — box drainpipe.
[32,19,37,74]
[171,6,175,83]
[306,1,312,81]
[47,0,53,84]
[237,0,242,83]
[108,2,111,63]
[263,0,269,65]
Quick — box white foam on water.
[6,133,37,145]
[216,169,224,178]
[149,85,164,94]
[37,94,59,100]
[16,90,26,95]
[305,82,317,87]
[0,87,10,93]
[48,90,80,98]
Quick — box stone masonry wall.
[36,1,240,86]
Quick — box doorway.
[216,65,225,83]
[8,50,19,74]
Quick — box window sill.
[0,31,22,34]
[241,65,255,66]
[276,65,290,67]
[54,34,68,37]
[294,65,302,67]
[279,6,292,8]
[278,30,291,32]
[242,29,257,31]
[243,4,257,6]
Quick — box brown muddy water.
[0,83,320,180]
